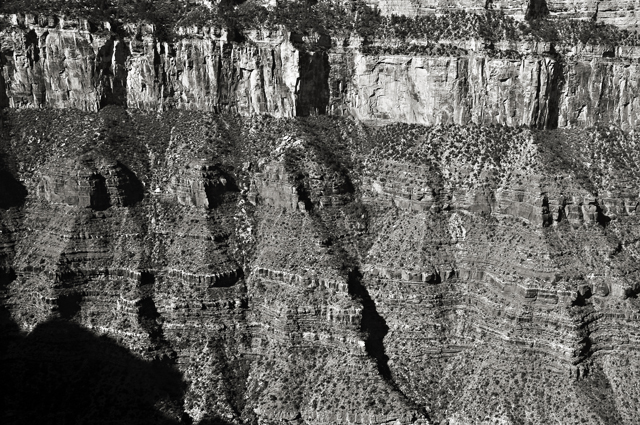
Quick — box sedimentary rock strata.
[4,13,640,129]
[3,1,640,424]
[1,110,640,423]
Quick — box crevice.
[592,201,611,228]
[542,195,553,227]
[545,58,563,129]
[347,267,392,380]
[90,173,110,211]
[116,161,145,206]
[572,285,592,306]
[347,267,429,420]
[136,271,176,364]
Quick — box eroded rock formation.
[1,109,640,424]
[4,13,640,129]
[3,2,640,425]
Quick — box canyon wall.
[3,14,640,129]
[0,16,329,116]
[3,5,640,425]
[340,49,640,129]
[2,111,640,424]
[367,0,640,30]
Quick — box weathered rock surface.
[5,14,640,129]
[3,3,640,424]
[366,0,532,19]
[366,0,640,29]
[0,16,329,116]
[1,110,640,424]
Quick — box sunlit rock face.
[5,13,640,131]
[1,109,640,424]
[365,0,530,18]
[364,0,640,29]
[0,16,329,117]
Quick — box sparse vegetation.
[3,0,640,48]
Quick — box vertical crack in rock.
[347,268,392,380]
[99,38,129,108]
[593,200,612,228]
[546,58,563,129]
[347,267,428,419]
[296,50,330,116]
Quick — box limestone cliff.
[367,0,640,29]
[3,2,640,425]
[0,16,329,116]
[4,13,640,129]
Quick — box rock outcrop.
[1,110,640,424]
[365,0,640,29]
[4,13,640,129]
[3,2,640,424]
[0,16,329,116]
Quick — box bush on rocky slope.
[2,0,639,48]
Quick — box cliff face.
[0,16,329,116]
[2,110,640,424]
[367,0,640,29]
[367,0,532,19]
[4,14,640,129]
[3,5,640,425]
[341,50,640,130]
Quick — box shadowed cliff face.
[0,169,26,208]
[0,318,188,425]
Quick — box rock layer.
[2,111,640,424]
[4,15,640,129]
[0,17,329,116]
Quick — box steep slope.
[2,109,640,424]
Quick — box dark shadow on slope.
[525,0,549,20]
[204,167,239,209]
[0,169,27,209]
[347,268,392,380]
[593,201,611,228]
[0,268,20,422]
[137,271,177,363]
[0,69,8,108]
[118,161,145,206]
[91,172,111,211]
[575,366,625,424]
[0,318,188,425]
[55,291,83,319]
[198,417,236,425]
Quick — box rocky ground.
[1,108,640,424]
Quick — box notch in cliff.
[526,0,550,20]
[37,152,144,209]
